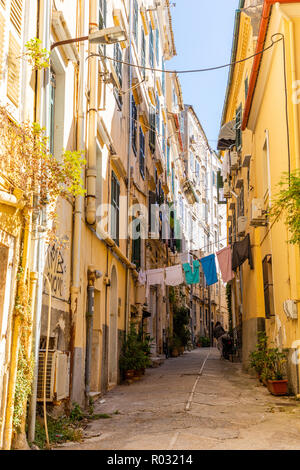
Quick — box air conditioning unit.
[238,216,247,236]
[37,350,70,402]
[230,151,239,170]
[250,199,267,226]
[223,181,231,198]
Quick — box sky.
[169,0,240,151]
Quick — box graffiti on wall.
[44,243,69,301]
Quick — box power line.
[87,35,282,75]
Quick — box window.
[1,0,24,109]
[149,107,156,154]
[111,172,120,245]
[195,161,200,179]
[133,0,138,45]
[49,69,56,155]
[132,95,137,155]
[236,104,242,150]
[171,167,175,194]
[139,127,145,179]
[245,76,249,100]
[238,184,244,217]
[132,219,141,269]
[162,61,165,96]
[155,27,159,66]
[263,255,275,318]
[156,92,160,136]
[113,42,122,108]
[162,123,166,159]
[149,23,154,68]
[141,29,146,80]
[190,152,194,174]
[98,0,106,29]
[167,144,170,176]
[96,141,102,212]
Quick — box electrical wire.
[87,35,283,75]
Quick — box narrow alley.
[56,349,300,451]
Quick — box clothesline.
[140,234,253,298]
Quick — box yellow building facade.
[220,0,300,394]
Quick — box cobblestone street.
[56,349,300,451]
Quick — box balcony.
[182,179,199,205]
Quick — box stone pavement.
[56,348,300,450]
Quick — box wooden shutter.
[0,1,6,9]
[6,0,23,108]
[7,32,20,106]
[10,0,22,36]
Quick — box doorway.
[108,266,118,387]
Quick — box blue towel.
[200,254,218,286]
[182,260,200,285]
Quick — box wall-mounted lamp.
[51,25,127,51]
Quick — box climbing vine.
[0,105,86,440]
[0,106,86,238]
[23,38,50,71]
[269,170,300,245]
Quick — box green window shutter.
[149,108,156,153]
[111,172,120,245]
[132,219,141,269]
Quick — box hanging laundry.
[232,234,254,271]
[200,254,218,286]
[183,260,200,285]
[216,246,234,283]
[145,268,165,299]
[165,265,184,287]
[138,270,146,285]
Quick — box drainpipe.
[27,0,51,444]
[85,267,102,407]
[70,0,85,402]
[125,0,133,336]
[86,0,99,226]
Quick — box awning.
[217,120,236,150]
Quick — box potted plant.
[266,348,288,396]
[249,331,268,382]
[170,336,181,357]
[119,324,151,382]
[249,333,288,395]
[198,336,210,348]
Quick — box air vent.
[37,350,70,402]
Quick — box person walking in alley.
[213,322,227,357]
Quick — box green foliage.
[173,305,191,348]
[33,415,83,449]
[89,413,112,420]
[13,346,34,430]
[249,331,268,376]
[169,286,176,305]
[249,332,287,381]
[119,324,152,372]
[198,336,210,348]
[269,170,300,245]
[62,150,86,197]
[24,38,50,70]
[69,403,85,423]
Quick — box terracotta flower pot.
[267,379,288,396]
[125,370,135,380]
[171,348,179,358]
